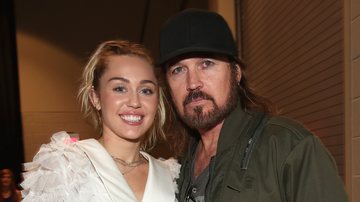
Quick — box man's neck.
[193,121,224,178]
[198,121,223,156]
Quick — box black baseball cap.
[158,8,243,67]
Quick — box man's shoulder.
[256,115,325,164]
[264,115,314,141]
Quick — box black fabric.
[0,0,25,184]
[158,8,242,66]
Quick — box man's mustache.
[183,91,214,106]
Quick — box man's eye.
[170,66,185,75]
[202,59,215,68]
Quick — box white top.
[21,131,180,202]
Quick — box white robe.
[21,131,180,202]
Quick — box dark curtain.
[0,0,25,184]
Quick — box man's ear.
[90,87,101,110]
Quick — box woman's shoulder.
[141,152,181,179]
[141,153,181,200]
[22,131,86,172]
[21,131,109,201]
[157,157,181,179]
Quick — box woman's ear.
[235,64,242,83]
[90,87,101,110]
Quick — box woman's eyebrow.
[108,77,128,83]
[108,77,157,86]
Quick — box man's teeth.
[121,115,142,122]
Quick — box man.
[158,9,348,202]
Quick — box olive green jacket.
[177,104,348,202]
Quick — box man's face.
[166,55,241,130]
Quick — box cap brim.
[157,47,242,67]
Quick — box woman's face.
[91,55,158,142]
[1,172,12,187]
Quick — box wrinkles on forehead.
[165,52,231,71]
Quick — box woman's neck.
[2,189,12,198]
[98,134,142,162]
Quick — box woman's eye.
[113,86,126,93]
[140,88,154,95]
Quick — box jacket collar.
[216,103,252,153]
[76,139,137,201]
[77,141,176,202]
[140,152,176,202]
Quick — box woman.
[0,169,21,202]
[21,40,180,201]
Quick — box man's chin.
[185,105,213,113]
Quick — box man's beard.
[177,75,239,130]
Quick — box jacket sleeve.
[282,135,348,202]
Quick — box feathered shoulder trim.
[21,131,109,202]
[157,157,181,195]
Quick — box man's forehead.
[165,53,230,67]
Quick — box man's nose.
[186,71,203,91]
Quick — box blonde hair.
[78,40,166,151]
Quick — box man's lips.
[187,97,207,105]
[183,91,214,106]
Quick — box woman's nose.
[127,93,141,108]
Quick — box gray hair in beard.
[179,67,240,130]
